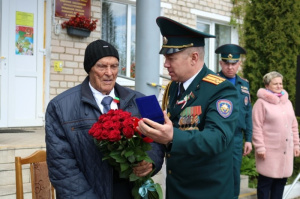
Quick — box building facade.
[0,0,238,128]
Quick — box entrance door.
[0,0,44,127]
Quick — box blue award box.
[135,95,164,124]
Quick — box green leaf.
[119,169,132,179]
[110,153,127,163]
[124,149,134,157]
[120,163,130,172]
[132,183,141,199]
[143,156,154,164]
[154,183,163,199]
[129,173,140,182]
[128,155,136,163]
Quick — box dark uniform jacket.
[45,76,165,199]
[219,71,252,141]
[164,65,239,199]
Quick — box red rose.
[122,126,135,139]
[112,121,121,130]
[123,118,134,128]
[108,129,121,142]
[100,129,110,140]
[89,122,102,136]
[99,115,111,123]
[119,111,131,121]
[142,137,153,143]
[111,114,121,122]
[103,120,114,130]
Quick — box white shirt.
[181,68,202,91]
[89,82,118,113]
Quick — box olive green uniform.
[165,65,239,199]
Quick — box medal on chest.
[178,106,201,130]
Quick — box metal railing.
[118,74,171,89]
[283,173,300,199]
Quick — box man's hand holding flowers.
[89,109,163,199]
[133,160,153,177]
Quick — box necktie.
[101,96,113,113]
[178,83,185,99]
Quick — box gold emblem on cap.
[228,54,233,59]
[163,37,168,45]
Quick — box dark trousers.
[257,174,287,199]
[233,133,243,199]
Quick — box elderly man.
[215,44,253,199]
[137,16,239,199]
[45,40,165,199]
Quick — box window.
[102,1,136,79]
[214,24,231,72]
[196,16,236,73]
[196,21,210,67]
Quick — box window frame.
[192,9,239,72]
[102,0,136,86]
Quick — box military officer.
[215,44,253,199]
[137,16,239,199]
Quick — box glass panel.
[130,6,136,78]
[102,2,127,75]
[214,24,231,72]
[196,21,210,67]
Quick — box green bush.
[241,150,258,188]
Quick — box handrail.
[117,74,171,81]
[283,173,300,199]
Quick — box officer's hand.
[257,151,265,160]
[243,142,252,156]
[137,111,173,145]
[295,148,300,157]
[133,160,153,177]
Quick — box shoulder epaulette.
[162,81,173,111]
[240,76,249,82]
[202,74,226,85]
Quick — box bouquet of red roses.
[89,109,163,199]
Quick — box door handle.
[0,56,6,59]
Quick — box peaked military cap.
[156,16,216,54]
[215,44,246,63]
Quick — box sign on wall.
[55,0,91,19]
[15,11,34,56]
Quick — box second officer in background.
[215,44,253,199]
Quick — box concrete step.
[0,146,46,198]
[239,175,257,198]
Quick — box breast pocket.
[240,91,250,110]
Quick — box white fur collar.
[257,88,289,105]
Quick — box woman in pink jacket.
[252,71,300,199]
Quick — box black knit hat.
[84,40,119,73]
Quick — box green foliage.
[242,0,300,105]
[235,0,300,188]
[241,150,259,188]
[241,154,258,177]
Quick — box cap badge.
[228,54,233,59]
[163,36,168,45]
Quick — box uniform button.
[168,170,172,174]
[167,154,171,158]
